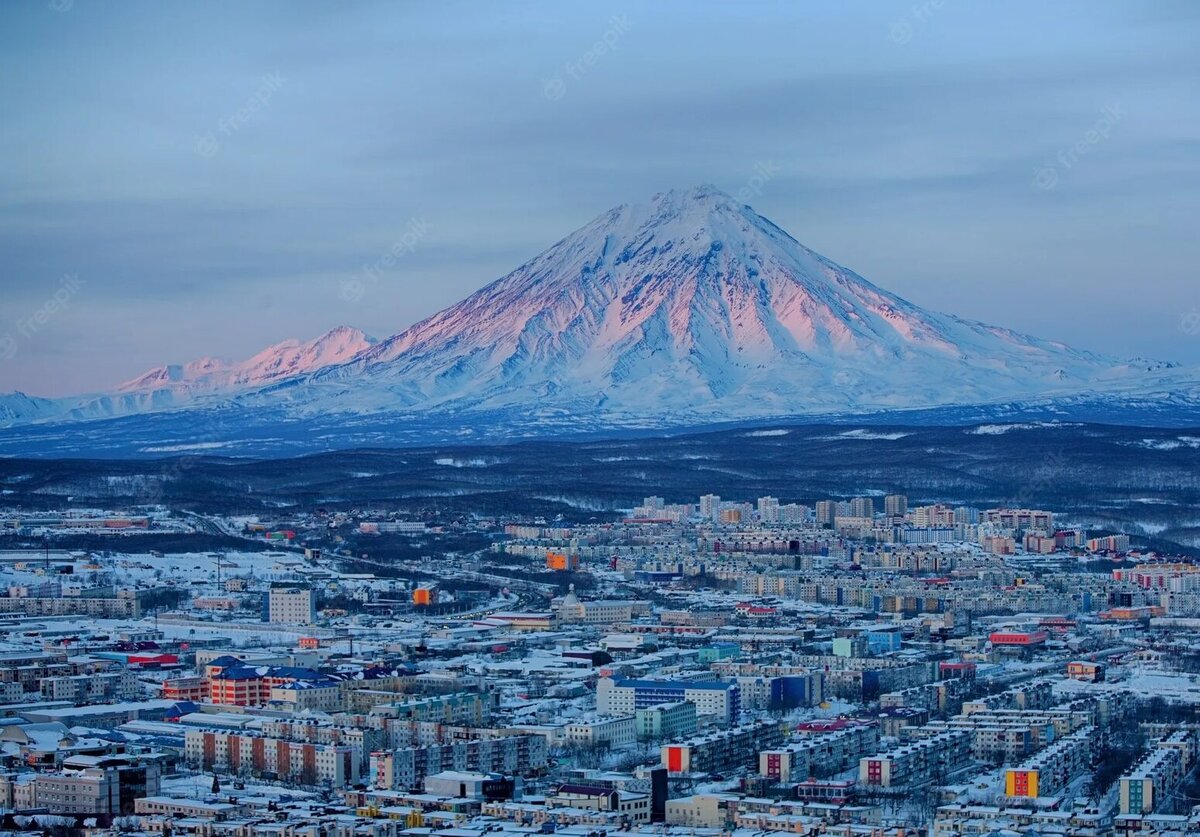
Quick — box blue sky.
[2,0,1199,396]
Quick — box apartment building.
[268,583,316,624]
[1004,727,1096,799]
[815,501,836,527]
[962,680,1055,714]
[760,721,879,783]
[884,495,908,516]
[735,673,823,711]
[556,597,646,625]
[859,729,972,787]
[635,701,698,741]
[0,755,161,815]
[1119,731,1196,815]
[0,593,139,618]
[370,733,546,791]
[982,508,1055,531]
[934,803,1110,837]
[661,720,785,775]
[269,679,343,712]
[40,669,140,703]
[208,665,313,706]
[849,497,875,518]
[597,678,740,725]
[183,728,359,787]
[915,717,1047,762]
[880,677,970,715]
[564,715,636,748]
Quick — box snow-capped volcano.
[291,185,1161,418]
[0,186,1194,451]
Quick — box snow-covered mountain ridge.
[2,326,375,424]
[1,186,1195,443]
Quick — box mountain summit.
[0,187,1193,453]
[299,186,1136,417]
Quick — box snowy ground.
[160,772,322,801]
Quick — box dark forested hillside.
[1,422,1197,551]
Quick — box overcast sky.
[2,0,1199,396]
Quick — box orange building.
[1005,769,1039,797]
[1100,605,1164,620]
[1066,661,1106,682]
[206,665,321,707]
[546,551,579,571]
[990,631,1048,646]
[413,586,438,606]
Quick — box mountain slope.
[279,186,1172,420]
[0,186,1194,454]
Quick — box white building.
[268,584,316,624]
[564,715,636,748]
[597,678,740,725]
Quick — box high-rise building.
[954,506,979,524]
[757,496,780,523]
[699,494,721,521]
[815,501,836,527]
[884,494,908,516]
[778,503,810,524]
[912,504,955,527]
[849,497,875,518]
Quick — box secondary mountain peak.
[117,325,375,395]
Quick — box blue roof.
[213,665,323,681]
[325,665,417,682]
[614,679,733,691]
[206,655,244,667]
[270,666,323,680]
[283,678,340,690]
